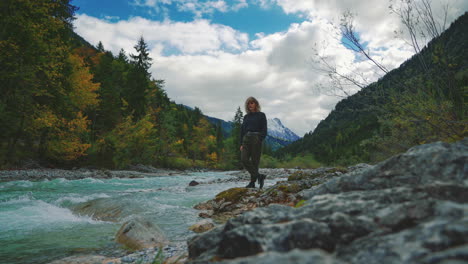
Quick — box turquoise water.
[0,171,241,264]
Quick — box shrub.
[279,154,322,169]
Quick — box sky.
[72,0,467,136]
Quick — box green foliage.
[102,115,160,168]
[277,13,468,165]
[294,200,307,208]
[216,107,244,170]
[280,154,322,169]
[151,247,164,264]
[259,154,280,168]
[361,90,467,162]
[260,154,322,169]
[164,157,193,169]
[0,2,227,169]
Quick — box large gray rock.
[115,216,168,251]
[300,140,467,199]
[187,139,468,264]
[215,249,344,264]
[72,196,145,222]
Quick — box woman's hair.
[244,96,261,113]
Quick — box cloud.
[132,0,249,18]
[73,0,467,136]
[74,14,249,54]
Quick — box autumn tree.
[0,0,82,165]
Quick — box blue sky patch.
[72,0,305,39]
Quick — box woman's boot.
[245,181,256,188]
[258,174,266,189]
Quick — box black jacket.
[240,112,267,144]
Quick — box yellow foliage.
[68,53,100,111]
[207,152,218,163]
[47,112,92,161]
[30,107,59,130]
[103,115,159,168]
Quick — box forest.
[0,0,246,170]
[1,0,466,170]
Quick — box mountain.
[205,115,301,150]
[204,115,232,138]
[268,118,301,142]
[276,12,468,164]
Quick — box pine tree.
[130,36,152,73]
[215,120,224,156]
[96,41,105,52]
[117,48,128,63]
[125,36,153,120]
[229,107,244,168]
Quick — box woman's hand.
[240,145,243,151]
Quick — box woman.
[240,97,267,188]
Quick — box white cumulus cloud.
[73,0,467,136]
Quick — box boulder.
[218,249,343,264]
[189,180,200,186]
[198,210,214,218]
[72,197,144,222]
[115,217,168,251]
[186,139,468,264]
[189,219,215,233]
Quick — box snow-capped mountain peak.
[267,118,300,142]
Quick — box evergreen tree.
[93,51,122,133]
[125,36,152,120]
[130,36,152,73]
[96,41,105,52]
[228,107,244,168]
[215,121,224,156]
[117,48,128,63]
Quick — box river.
[0,171,241,264]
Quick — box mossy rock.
[215,188,251,203]
[327,167,349,174]
[288,167,348,181]
[287,171,309,181]
[287,171,324,181]
[277,183,302,193]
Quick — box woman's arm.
[260,113,267,141]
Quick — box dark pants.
[241,133,262,182]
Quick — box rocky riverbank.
[0,167,188,182]
[187,139,468,263]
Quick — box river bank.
[0,167,188,182]
[0,166,306,183]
